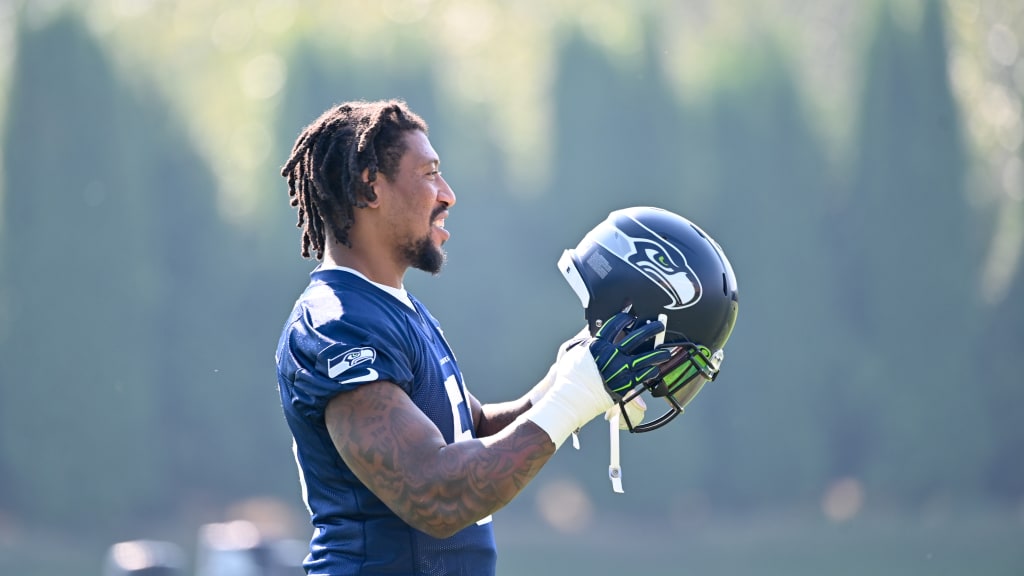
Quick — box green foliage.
[840,0,992,503]
[0,11,169,525]
[685,38,839,509]
[0,11,295,529]
[978,237,1024,498]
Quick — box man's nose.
[439,175,456,207]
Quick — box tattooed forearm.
[326,381,556,539]
[422,422,553,534]
[474,397,531,437]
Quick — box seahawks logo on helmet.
[597,217,702,310]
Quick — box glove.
[524,313,670,448]
[528,325,590,406]
[589,312,673,400]
[524,343,615,449]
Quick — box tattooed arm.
[325,380,555,539]
[469,393,532,438]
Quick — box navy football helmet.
[558,206,739,432]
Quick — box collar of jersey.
[314,264,415,311]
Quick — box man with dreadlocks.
[275,99,667,575]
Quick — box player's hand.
[524,341,615,449]
[589,312,673,401]
[528,325,590,406]
[605,393,647,430]
[524,313,669,448]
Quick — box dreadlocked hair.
[280,99,428,259]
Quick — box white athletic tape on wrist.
[524,345,612,449]
[523,391,581,449]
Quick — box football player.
[275,100,671,575]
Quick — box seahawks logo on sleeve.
[326,345,379,384]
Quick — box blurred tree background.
[0,0,1022,574]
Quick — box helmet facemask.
[617,340,723,432]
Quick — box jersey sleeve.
[286,306,415,419]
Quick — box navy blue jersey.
[276,268,496,576]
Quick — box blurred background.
[0,0,1022,574]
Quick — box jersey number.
[443,375,474,442]
[442,375,492,526]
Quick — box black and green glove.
[589,312,673,400]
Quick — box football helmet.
[558,206,739,432]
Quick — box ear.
[360,168,381,208]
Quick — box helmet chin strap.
[608,410,624,493]
[605,313,670,492]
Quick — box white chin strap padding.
[655,313,668,346]
[608,410,623,493]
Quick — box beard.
[401,233,446,275]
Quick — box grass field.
[495,506,1024,576]
[3,506,1022,575]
